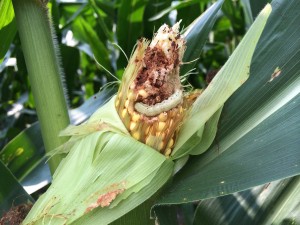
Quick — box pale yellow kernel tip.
[129,122,137,131]
[165,148,172,156]
[128,92,134,100]
[145,136,151,145]
[158,122,166,131]
[132,113,140,122]
[156,132,165,140]
[118,92,122,99]
[158,141,164,151]
[138,89,148,98]
[158,112,168,122]
[115,99,120,107]
[125,99,129,108]
[179,106,183,113]
[167,138,174,148]
[132,132,140,140]
[122,109,127,118]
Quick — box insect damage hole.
[134,90,183,116]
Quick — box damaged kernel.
[115,22,199,155]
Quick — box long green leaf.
[72,16,111,69]
[143,0,172,38]
[172,2,271,159]
[156,0,300,205]
[148,0,199,22]
[193,177,300,225]
[116,0,148,68]
[181,0,224,75]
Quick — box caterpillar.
[134,90,183,116]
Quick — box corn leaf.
[193,177,300,225]
[116,0,148,68]
[172,3,271,159]
[181,0,224,75]
[148,0,200,22]
[155,0,300,205]
[143,0,172,38]
[0,0,16,64]
[72,16,111,70]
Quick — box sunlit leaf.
[172,3,270,158]
[156,0,300,205]
[0,0,16,64]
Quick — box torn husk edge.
[23,131,174,224]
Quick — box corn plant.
[0,0,300,224]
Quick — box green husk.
[23,129,173,224]
[172,4,272,159]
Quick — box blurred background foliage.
[0,0,253,150]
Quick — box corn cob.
[115,22,200,156]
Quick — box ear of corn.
[115,22,200,156]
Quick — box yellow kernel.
[165,148,172,156]
[128,92,134,100]
[122,108,127,118]
[132,132,140,140]
[125,99,129,108]
[118,91,122,99]
[158,112,168,122]
[158,141,164,151]
[167,138,174,148]
[157,122,166,132]
[132,113,140,122]
[179,106,183,113]
[115,99,120,107]
[129,122,137,131]
[145,135,152,145]
[138,89,148,98]
[156,132,165,140]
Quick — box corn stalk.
[12,0,70,174]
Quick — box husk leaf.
[23,131,173,224]
[171,4,272,159]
